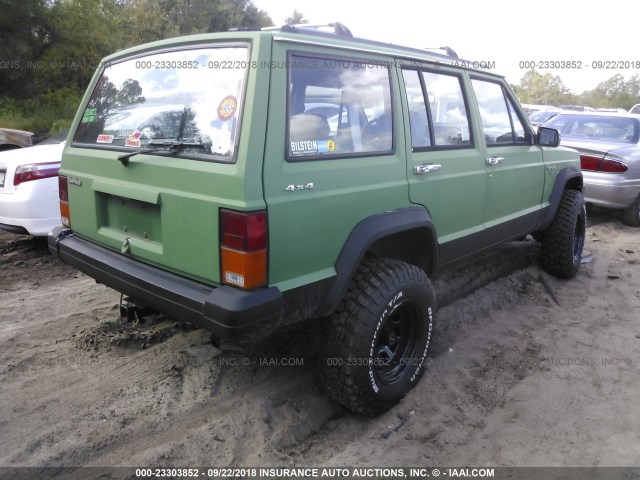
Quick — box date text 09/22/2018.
[518,60,640,70]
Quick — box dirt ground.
[1,210,639,468]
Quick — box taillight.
[580,155,601,171]
[220,209,267,290]
[58,175,70,227]
[599,158,628,173]
[13,162,60,186]
[580,154,628,173]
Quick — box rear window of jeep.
[73,46,249,163]
[287,54,393,160]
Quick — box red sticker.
[217,95,238,121]
[97,134,114,144]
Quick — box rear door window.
[401,68,473,149]
[287,54,393,160]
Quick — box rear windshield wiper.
[117,140,206,166]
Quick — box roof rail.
[264,22,354,38]
[262,23,466,64]
[423,46,459,59]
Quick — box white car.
[0,131,67,236]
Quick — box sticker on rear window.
[124,131,142,148]
[217,95,238,121]
[317,139,336,153]
[96,134,114,144]
[81,108,97,123]
[290,139,336,156]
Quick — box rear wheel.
[540,189,586,278]
[621,194,640,227]
[318,258,435,416]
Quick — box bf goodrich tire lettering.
[318,258,435,416]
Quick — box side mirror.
[537,127,560,147]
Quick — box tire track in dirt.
[3,220,638,467]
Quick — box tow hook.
[119,299,153,326]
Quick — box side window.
[287,55,393,160]
[402,70,431,148]
[402,68,472,149]
[507,101,527,142]
[423,71,471,147]
[471,79,528,145]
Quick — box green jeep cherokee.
[49,23,585,415]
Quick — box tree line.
[512,69,640,109]
[0,0,272,99]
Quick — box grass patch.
[0,88,82,138]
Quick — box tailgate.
[63,148,247,285]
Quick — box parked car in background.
[543,112,640,226]
[629,104,640,115]
[529,109,560,127]
[520,103,556,116]
[0,130,67,236]
[596,108,627,113]
[559,105,595,112]
[0,128,34,151]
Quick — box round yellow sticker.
[218,95,238,121]
[327,139,336,152]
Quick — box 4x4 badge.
[285,183,315,192]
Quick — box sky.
[251,0,640,96]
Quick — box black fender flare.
[314,207,438,317]
[536,166,583,231]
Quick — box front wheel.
[318,258,435,416]
[621,193,640,227]
[540,189,586,278]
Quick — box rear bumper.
[0,177,62,236]
[48,227,284,342]
[583,173,640,209]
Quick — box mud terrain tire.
[319,258,435,416]
[540,190,586,278]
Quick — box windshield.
[73,46,248,162]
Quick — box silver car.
[543,111,640,226]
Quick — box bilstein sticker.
[317,139,335,153]
[290,139,336,155]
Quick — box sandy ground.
[1,209,639,469]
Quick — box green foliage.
[285,10,308,25]
[0,0,272,134]
[512,69,576,106]
[514,69,640,110]
[578,74,640,109]
[0,87,81,135]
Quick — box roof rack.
[263,22,353,38]
[424,46,459,59]
[263,22,467,64]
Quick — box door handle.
[486,157,504,166]
[414,164,442,174]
